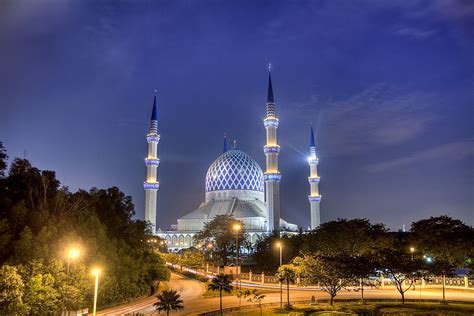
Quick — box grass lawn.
[224,302,474,315]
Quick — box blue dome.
[205,150,264,192]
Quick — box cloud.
[368,141,474,172]
[394,27,437,39]
[292,83,439,155]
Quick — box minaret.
[144,93,160,232]
[308,126,321,229]
[263,64,281,233]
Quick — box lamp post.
[92,268,101,316]
[276,242,283,308]
[64,247,80,313]
[233,223,242,289]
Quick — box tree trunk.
[361,278,364,301]
[442,275,446,302]
[401,290,405,304]
[220,291,223,316]
[286,279,290,308]
[330,294,334,306]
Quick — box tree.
[252,232,305,271]
[180,251,205,270]
[246,289,265,316]
[0,142,7,178]
[305,219,391,256]
[0,265,27,315]
[410,215,474,302]
[207,274,233,315]
[0,156,170,310]
[300,253,353,305]
[154,289,184,316]
[276,264,296,308]
[346,254,378,301]
[379,249,424,303]
[194,215,245,266]
[24,273,61,314]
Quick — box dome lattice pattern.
[206,150,264,192]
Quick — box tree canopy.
[0,145,169,313]
[193,215,246,266]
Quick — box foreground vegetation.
[0,143,169,314]
[225,302,474,315]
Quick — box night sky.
[1,1,473,230]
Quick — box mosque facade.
[143,69,321,249]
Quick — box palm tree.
[277,264,296,309]
[207,274,233,316]
[154,289,184,316]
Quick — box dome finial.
[233,140,237,150]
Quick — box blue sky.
[1,0,473,230]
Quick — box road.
[98,273,206,315]
[99,273,474,315]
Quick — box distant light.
[409,247,415,253]
[233,223,242,231]
[425,256,433,263]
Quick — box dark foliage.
[0,146,169,313]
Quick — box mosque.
[143,69,321,249]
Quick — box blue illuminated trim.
[144,182,160,190]
[308,177,320,183]
[308,196,321,202]
[264,146,280,153]
[264,173,281,181]
[147,134,160,143]
[145,158,160,166]
[263,118,279,128]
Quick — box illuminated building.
[143,93,160,231]
[148,69,313,249]
[308,126,321,229]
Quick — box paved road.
[99,274,474,315]
[98,273,206,315]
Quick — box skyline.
[1,0,473,230]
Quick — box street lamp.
[67,248,80,280]
[92,268,101,316]
[233,223,241,289]
[64,247,80,313]
[276,242,283,308]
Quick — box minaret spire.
[144,92,161,233]
[308,125,321,229]
[267,64,274,104]
[263,65,281,233]
[151,91,158,122]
